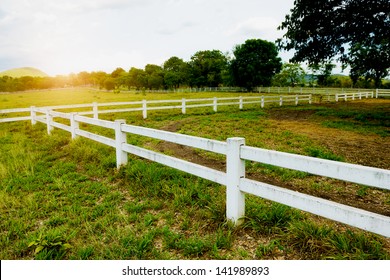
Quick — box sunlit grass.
[0,90,389,260]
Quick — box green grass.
[1,90,389,260]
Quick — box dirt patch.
[149,100,390,219]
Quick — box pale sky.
[0,0,295,76]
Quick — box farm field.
[0,88,389,260]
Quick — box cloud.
[228,17,282,41]
[156,21,197,36]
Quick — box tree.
[230,39,282,91]
[188,50,228,88]
[278,0,390,87]
[163,56,189,89]
[111,67,126,78]
[145,64,164,90]
[128,67,147,90]
[309,63,336,87]
[272,63,305,87]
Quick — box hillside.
[0,67,48,78]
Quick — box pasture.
[0,88,389,259]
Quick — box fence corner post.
[213,97,218,112]
[46,110,53,135]
[93,102,99,119]
[226,137,246,225]
[115,119,128,169]
[30,106,36,125]
[182,98,186,114]
[70,113,79,140]
[142,100,147,119]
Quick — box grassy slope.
[0,89,389,260]
[0,67,48,78]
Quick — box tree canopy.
[277,0,390,87]
[231,39,282,91]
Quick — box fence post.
[182,98,186,114]
[376,89,379,98]
[239,96,243,110]
[336,93,339,102]
[279,96,283,106]
[309,94,312,104]
[93,102,99,119]
[142,100,147,119]
[295,95,299,106]
[115,119,128,169]
[213,97,218,112]
[46,110,53,135]
[261,96,265,108]
[70,113,79,140]
[226,137,246,225]
[30,106,36,125]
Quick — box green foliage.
[231,39,282,91]
[28,231,72,260]
[272,63,306,87]
[188,50,228,88]
[278,0,390,87]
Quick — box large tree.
[163,56,189,89]
[272,63,306,87]
[188,50,228,88]
[278,0,390,87]
[230,39,282,91]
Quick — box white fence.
[1,94,313,123]
[2,104,389,237]
[377,89,390,98]
[0,91,378,124]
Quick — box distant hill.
[0,67,48,78]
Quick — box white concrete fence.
[2,104,390,237]
[0,91,380,124]
[1,91,389,237]
[2,94,314,123]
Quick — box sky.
[0,0,296,76]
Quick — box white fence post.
[336,93,339,102]
[70,113,79,140]
[309,94,312,104]
[182,98,186,114]
[376,89,379,98]
[213,97,218,112]
[115,119,128,169]
[93,102,99,119]
[226,137,246,225]
[295,95,299,106]
[279,96,283,106]
[142,100,147,119]
[239,96,243,110]
[261,96,265,108]
[46,110,53,135]
[30,106,36,125]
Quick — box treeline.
[1,39,389,92]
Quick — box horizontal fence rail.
[2,106,389,237]
[0,89,380,123]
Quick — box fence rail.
[0,90,379,123]
[2,106,389,237]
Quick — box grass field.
[1,88,389,260]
